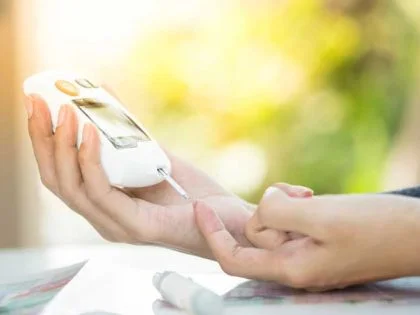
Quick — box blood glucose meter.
[24,70,189,198]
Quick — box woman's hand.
[25,94,311,258]
[194,186,420,290]
[25,94,251,258]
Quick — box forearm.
[386,188,420,275]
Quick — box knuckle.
[96,226,126,243]
[258,191,287,221]
[86,186,110,204]
[245,215,260,235]
[40,175,56,191]
[78,148,90,167]
[100,231,121,243]
[100,232,116,243]
[244,221,255,240]
[120,234,136,244]
[57,183,77,201]
[78,147,102,174]
[132,229,148,243]
[256,202,275,225]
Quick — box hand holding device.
[24,70,188,198]
[24,88,255,259]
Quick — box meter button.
[55,80,79,96]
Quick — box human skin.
[195,187,420,290]
[24,94,311,259]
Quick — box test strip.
[157,168,190,200]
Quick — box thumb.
[246,183,313,249]
[272,183,313,198]
[194,201,280,280]
[257,186,324,239]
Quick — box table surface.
[1,244,420,315]
[0,244,221,282]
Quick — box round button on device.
[55,80,79,96]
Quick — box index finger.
[245,213,289,250]
[258,187,326,239]
[246,183,313,249]
[194,201,283,281]
[26,94,58,193]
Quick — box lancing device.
[23,70,189,199]
[153,272,224,315]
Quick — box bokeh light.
[5,0,420,244]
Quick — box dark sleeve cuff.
[386,187,420,198]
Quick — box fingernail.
[57,105,68,127]
[194,201,224,234]
[293,186,314,198]
[24,96,33,119]
[82,124,93,145]
[263,186,278,199]
[29,93,42,101]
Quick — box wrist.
[377,195,420,278]
[402,197,420,276]
[413,201,420,275]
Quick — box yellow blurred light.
[35,0,213,69]
[206,142,267,195]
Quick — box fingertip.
[24,95,33,119]
[261,185,290,204]
[27,94,50,119]
[27,98,54,138]
[29,93,45,105]
[194,201,225,235]
[82,123,99,147]
[67,105,79,130]
[79,124,100,164]
[295,186,314,198]
[82,124,92,145]
[57,105,68,127]
[262,186,282,199]
[271,183,314,198]
[297,187,314,198]
[79,123,92,159]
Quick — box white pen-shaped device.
[153,272,224,315]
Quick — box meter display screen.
[73,98,151,149]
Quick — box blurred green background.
[4,0,420,245]
[121,0,420,202]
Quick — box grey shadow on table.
[79,312,122,315]
[153,300,188,315]
[222,278,420,305]
[151,278,420,314]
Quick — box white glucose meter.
[24,70,189,198]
